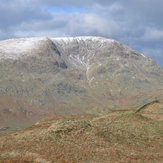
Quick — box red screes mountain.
[0,36,163,128]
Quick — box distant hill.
[0,36,163,128]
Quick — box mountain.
[0,36,163,129]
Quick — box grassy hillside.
[0,109,162,163]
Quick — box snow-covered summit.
[0,37,46,60]
[52,36,115,43]
[0,36,116,60]
[0,36,149,62]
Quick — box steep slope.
[0,36,163,128]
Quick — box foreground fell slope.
[0,109,162,163]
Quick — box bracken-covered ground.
[0,108,162,163]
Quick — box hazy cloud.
[142,28,163,41]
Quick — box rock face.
[0,36,163,125]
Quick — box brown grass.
[0,111,163,163]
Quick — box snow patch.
[0,36,116,60]
[141,53,147,58]
[0,37,46,60]
[52,36,115,44]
